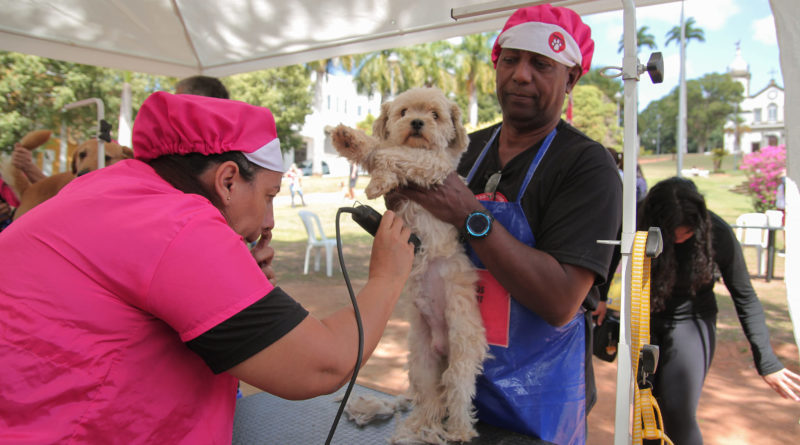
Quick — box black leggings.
[646,314,716,445]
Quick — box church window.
[768,135,778,146]
[768,103,778,122]
[753,108,762,123]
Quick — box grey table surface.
[232,384,554,444]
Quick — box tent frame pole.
[613,0,640,443]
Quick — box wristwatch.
[463,210,494,239]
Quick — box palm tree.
[306,56,356,110]
[664,17,705,48]
[350,50,407,100]
[617,25,657,54]
[454,33,496,127]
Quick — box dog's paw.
[364,175,399,199]
[443,419,478,444]
[331,125,363,155]
[391,423,448,445]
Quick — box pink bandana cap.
[133,91,284,172]
[491,3,594,75]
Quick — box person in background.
[346,162,359,200]
[0,172,18,230]
[0,92,415,443]
[175,75,230,99]
[285,163,306,207]
[595,176,800,444]
[391,5,621,443]
[635,163,648,202]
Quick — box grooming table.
[233,384,554,444]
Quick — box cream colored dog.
[332,87,488,444]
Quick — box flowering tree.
[739,144,786,212]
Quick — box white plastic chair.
[734,213,768,276]
[298,210,337,277]
[765,209,783,227]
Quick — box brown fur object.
[13,138,133,220]
[332,87,488,444]
[7,130,53,199]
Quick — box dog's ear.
[449,102,469,152]
[121,146,134,159]
[372,101,392,140]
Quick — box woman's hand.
[762,368,800,402]
[369,210,414,289]
[593,300,608,326]
[251,229,276,284]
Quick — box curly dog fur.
[332,87,488,444]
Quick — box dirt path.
[243,277,800,444]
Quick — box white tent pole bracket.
[61,98,106,170]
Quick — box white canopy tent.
[1,0,797,442]
[1,0,672,78]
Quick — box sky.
[580,0,782,111]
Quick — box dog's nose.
[411,119,424,131]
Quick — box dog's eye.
[78,152,87,160]
[400,108,407,117]
[432,111,439,120]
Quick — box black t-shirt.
[459,120,622,284]
[186,286,308,374]
[653,211,782,375]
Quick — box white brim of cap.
[243,138,285,172]
[498,21,581,69]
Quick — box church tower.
[727,41,750,97]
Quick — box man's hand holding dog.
[394,172,483,229]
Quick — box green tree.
[638,73,741,154]
[617,25,658,54]
[686,73,743,153]
[639,96,677,154]
[665,17,705,48]
[565,84,621,148]
[578,68,623,103]
[226,65,313,153]
[453,33,496,127]
[0,51,170,153]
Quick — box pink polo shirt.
[0,159,273,444]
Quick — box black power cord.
[324,206,365,445]
[325,204,420,445]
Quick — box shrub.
[711,147,727,173]
[739,144,786,212]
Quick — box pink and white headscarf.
[491,3,595,75]
[133,91,284,172]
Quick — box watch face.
[468,212,491,237]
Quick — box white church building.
[294,71,382,177]
[723,44,785,155]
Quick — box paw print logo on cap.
[549,32,565,53]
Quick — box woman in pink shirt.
[0,91,415,444]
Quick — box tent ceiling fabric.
[1,0,673,78]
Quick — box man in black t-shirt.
[395,5,621,443]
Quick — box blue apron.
[465,126,585,445]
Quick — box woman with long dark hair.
[637,177,800,444]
